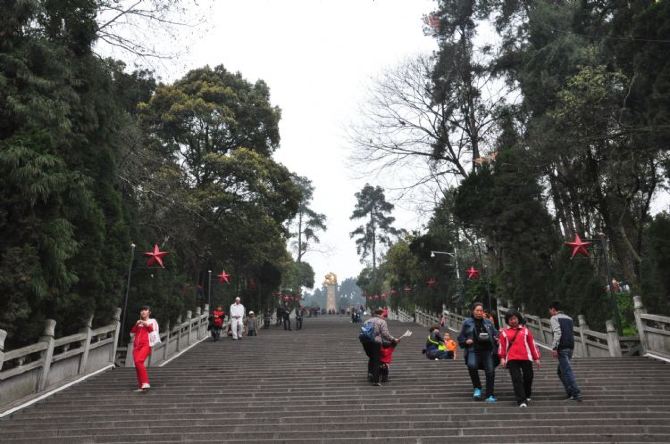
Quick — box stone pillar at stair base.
[37,319,56,391]
[0,328,6,372]
[606,320,622,357]
[633,296,648,354]
[110,308,121,366]
[78,314,94,374]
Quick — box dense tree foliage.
[355,0,670,329]
[0,2,317,347]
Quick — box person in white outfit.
[229,297,245,340]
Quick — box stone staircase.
[1,316,669,443]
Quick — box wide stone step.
[1,317,669,443]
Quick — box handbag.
[148,319,161,347]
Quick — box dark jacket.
[550,312,575,350]
[457,317,498,355]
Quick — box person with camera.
[498,311,541,408]
[458,302,499,402]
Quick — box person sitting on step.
[443,332,457,359]
[424,325,453,360]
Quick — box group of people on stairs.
[359,301,582,407]
[128,297,261,392]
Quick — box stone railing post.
[496,298,505,328]
[186,310,193,346]
[37,319,57,391]
[163,320,171,362]
[175,315,183,352]
[110,308,121,365]
[78,314,94,374]
[633,295,648,354]
[125,334,135,367]
[577,315,589,357]
[0,328,6,372]
[606,320,622,357]
[195,307,202,340]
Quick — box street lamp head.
[130,243,136,249]
[430,251,435,258]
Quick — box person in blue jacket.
[458,302,499,402]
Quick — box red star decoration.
[426,277,437,288]
[565,234,591,258]
[144,244,168,268]
[466,267,480,280]
[217,270,231,284]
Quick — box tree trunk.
[297,211,303,263]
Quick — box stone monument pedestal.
[323,272,338,313]
[326,284,337,313]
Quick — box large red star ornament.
[426,277,437,288]
[144,244,168,268]
[217,270,231,284]
[565,234,591,258]
[466,267,480,280]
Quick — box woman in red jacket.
[130,305,157,392]
[498,310,541,408]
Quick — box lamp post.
[208,270,212,308]
[474,242,493,313]
[119,242,136,345]
[597,233,622,335]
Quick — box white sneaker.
[519,402,528,408]
[141,383,150,389]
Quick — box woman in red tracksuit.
[498,310,541,408]
[130,305,155,392]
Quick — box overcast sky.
[182,0,438,287]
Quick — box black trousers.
[283,318,291,330]
[296,317,303,330]
[362,341,382,383]
[507,360,534,404]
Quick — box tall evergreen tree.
[350,184,401,271]
[288,175,327,263]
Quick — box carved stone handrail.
[390,295,670,360]
[125,305,210,368]
[634,296,670,360]
[0,307,122,412]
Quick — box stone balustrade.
[633,295,670,360]
[0,304,211,412]
[0,308,122,411]
[496,299,641,358]
[390,295,670,360]
[125,305,210,368]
